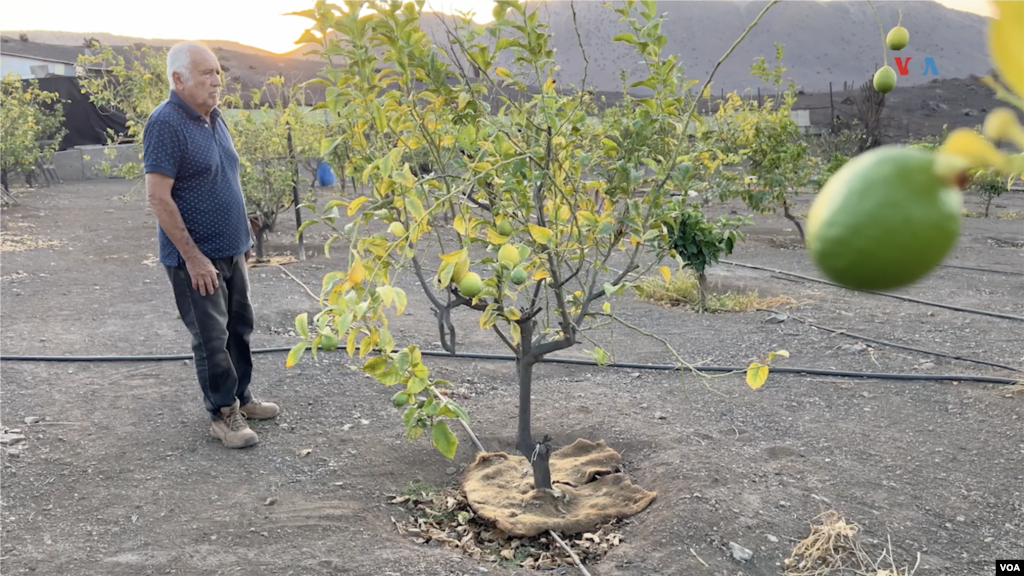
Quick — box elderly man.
[143,41,279,449]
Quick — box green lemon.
[459,272,484,298]
[806,145,962,291]
[886,25,909,51]
[498,243,521,267]
[510,267,528,285]
[497,218,514,237]
[391,391,410,407]
[873,65,897,93]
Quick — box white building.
[0,36,105,79]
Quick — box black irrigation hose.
[1,347,1020,385]
[757,308,1024,374]
[940,263,1024,277]
[719,260,1024,323]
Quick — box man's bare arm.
[146,172,219,296]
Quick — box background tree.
[0,72,66,192]
[712,45,817,240]
[286,0,784,490]
[221,77,328,259]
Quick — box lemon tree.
[286,0,786,489]
[220,79,328,259]
[712,45,816,240]
[0,73,66,191]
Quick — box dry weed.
[0,231,66,252]
[634,271,798,313]
[783,510,920,576]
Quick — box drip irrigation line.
[1,347,1019,385]
[940,263,1024,277]
[719,260,1024,323]
[755,308,1023,374]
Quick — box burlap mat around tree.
[460,439,657,538]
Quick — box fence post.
[829,81,835,125]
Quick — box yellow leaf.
[509,322,521,346]
[346,329,358,356]
[487,228,509,244]
[939,127,1015,175]
[388,222,407,237]
[394,288,408,315]
[746,363,769,390]
[528,224,553,245]
[495,66,511,78]
[377,285,395,307]
[359,335,372,358]
[347,196,369,217]
[989,1,1024,101]
[440,134,455,148]
[453,214,470,236]
[602,302,611,314]
[473,161,492,173]
[457,92,471,111]
[532,269,551,281]
[542,77,556,94]
[659,266,671,283]
[505,307,521,321]
[347,256,366,287]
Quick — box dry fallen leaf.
[296,448,313,457]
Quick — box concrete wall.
[0,55,75,79]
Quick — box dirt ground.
[1,179,1022,576]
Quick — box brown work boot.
[210,399,259,448]
[239,399,280,420]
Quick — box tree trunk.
[255,226,268,260]
[697,271,709,312]
[515,321,553,491]
[984,193,994,217]
[782,200,805,241]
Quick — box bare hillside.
[0,30,279,57]
[403,0,992,94]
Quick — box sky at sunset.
[0,0,997,55]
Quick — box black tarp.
[28,76,130,151]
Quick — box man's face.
[174,48,223,116]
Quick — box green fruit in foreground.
[886,25,909,50]
[498,243,521,267]
[873,65,897,93]
[459,272,484,297]
[497,219,514,237]
[510,267,528,285]
[806,145,961,291]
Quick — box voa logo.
[893,56,940,76]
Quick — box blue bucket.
[316,160,336,187]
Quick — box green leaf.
[285,341,307,368]
[295,313,309,339]
[431,421,458,459]
[612,33,638,45]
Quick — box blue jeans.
[165,253,255,420]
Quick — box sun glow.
[0,0,994,56]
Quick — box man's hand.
[185,254,219,296]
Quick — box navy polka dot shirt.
[143,90,252,267]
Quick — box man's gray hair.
[166,41,211,90]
